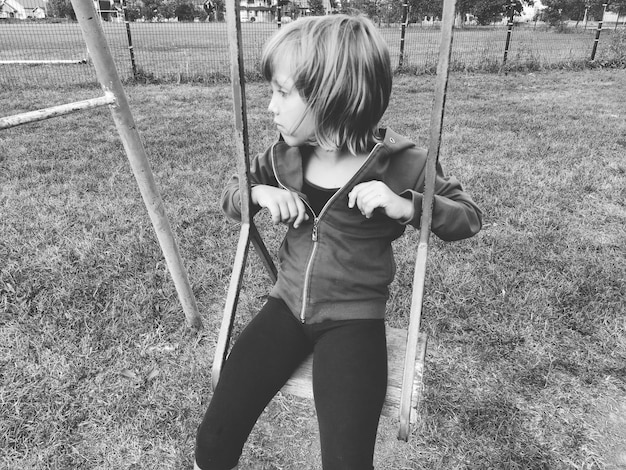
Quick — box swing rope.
[398,0,457,439]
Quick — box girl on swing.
[196,14,481,470]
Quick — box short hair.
[261,15,392,155]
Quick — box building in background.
[239,0,334,22]
[0,0,46,19]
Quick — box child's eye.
[270,88,288,98]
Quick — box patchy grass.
[1,69,625,469]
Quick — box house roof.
[0,0,20,11]
[1,0,25,11]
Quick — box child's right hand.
[251,185,309,228]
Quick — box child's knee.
[195,424,240,470]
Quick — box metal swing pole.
[398,0,456,441]
[69,0,203,330]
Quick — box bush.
[175,3,197,21]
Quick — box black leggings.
[195,297,388,470]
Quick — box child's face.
[268,63,315,147]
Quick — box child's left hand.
[348,181,414,221]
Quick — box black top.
[302,179,339,215]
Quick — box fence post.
[277,4,282,28]
[398,0,410,68]
[121,0,138,80]
[591,3,608,60]
[503,0,516,68]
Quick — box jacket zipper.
[270,143,381,323]
[271,147,317,322]
[299,218,318,322]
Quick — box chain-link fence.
[1,16,624,89]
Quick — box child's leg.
[311,319,387,470]
[195,297,311,470]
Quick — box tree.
[137,0,176,20]
[473,0,523,24]
[408,0,443,23]
[175,1,196,20]
[308,0,326,15]
[215,0,225,20]
[159,0,176,19]
[586,0,607,20]
[352,0,403,24]
[542,0,586,24]
[123,2,142,21]
[540,0,620,25]
[141,0,162,20]
[456,0,475,21]
[47,0,76,19]
[363,0,382,21]
[609,0,626,16]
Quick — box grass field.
[1,21,624,89]
[1,68,625,469]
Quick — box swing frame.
[0,0,455,445]
[0,0,203,331]
[212,0,457,441]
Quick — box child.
[196,14,482,470]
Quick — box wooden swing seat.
[281,327,428,422]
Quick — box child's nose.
[268,97,278,115]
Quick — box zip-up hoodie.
[221,128,482,324]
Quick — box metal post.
[591,3,608,60]
[503,1,516,68]
[70,0,203,330]
[277,3,282,28]
[121,0,138,80]
[398,0,410,68]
